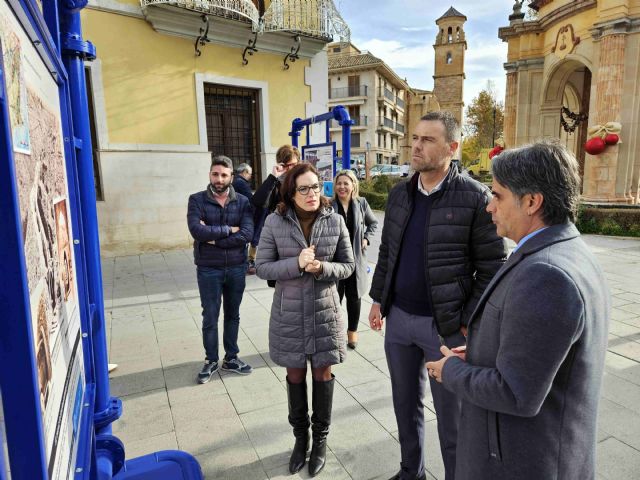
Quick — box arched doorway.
[540,58,592,188]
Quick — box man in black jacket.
[232,163,257,274]
[369,112,506,480]
[187,155,254,383]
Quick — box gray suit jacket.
[442,223,610,480]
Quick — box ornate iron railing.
[261,0,349,41]
[141,0,350,42]
[140,0,261,28]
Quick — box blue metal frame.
[0,2,203,479]
[289,105,353,169]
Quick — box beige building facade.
[499,0,640,203]
[327,43,409,167]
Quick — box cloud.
[335,0,516,118]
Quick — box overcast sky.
[334,0,516,112]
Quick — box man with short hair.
[427,141,610,480]
[232,163,257,274]
[369,111,506,480]
[187,155,254,383]
[233,163,253,200]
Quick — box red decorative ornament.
[604,133,619,145]
[585,137,606,155]
[488,145,504,159]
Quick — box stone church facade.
[500,0,640,203]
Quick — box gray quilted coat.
[255,206,355,368]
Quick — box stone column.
[583,25,631,202]
[503,67,518,148]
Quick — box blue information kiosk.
[290,106,354,196]
[0,0,202,478]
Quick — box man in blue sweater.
[187,155,254,383]
[369,112,506,480]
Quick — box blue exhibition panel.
[290,106,354,188]
[0,1,202,478]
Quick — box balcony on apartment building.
[329,85,369,100]
[329,115,368,129]
[378,117,405,135]
[139,0,350,58]
[378,87,405,112]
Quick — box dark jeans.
[196,264,246,363]
[337,275,360,332]
[385,304,465,480]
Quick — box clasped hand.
[298,245,322,274]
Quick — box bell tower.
[433,7,467,126]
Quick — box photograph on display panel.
[1,3,85,479]
[302,142,337,184]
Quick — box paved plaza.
[104,213,640,479]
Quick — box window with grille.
[204,84,262,187]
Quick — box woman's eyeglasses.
[296,184,321,196]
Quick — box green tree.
[464,82,505,150]
[461,135,481,168]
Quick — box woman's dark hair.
[276,163,330,214]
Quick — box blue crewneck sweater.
[393,192,433,316]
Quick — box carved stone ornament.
[552,24,580,59]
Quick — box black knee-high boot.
[309,374,335,477]
[287,377,310,474]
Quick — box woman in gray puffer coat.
[256,163,355,477]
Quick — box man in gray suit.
[427,141,610,480]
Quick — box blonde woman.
[331,169,378,348]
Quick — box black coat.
[187,185,254,267]
[442,223,610,479]
[369,166,507,336]
[232,176,253,203]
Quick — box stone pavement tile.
[616,292,640,304]
[164,362,227,405]
[371,358,390,377]
[611,296,635,308]
[605,352,640,386]
[239,307,271,329]
[618,302,640,316]
[243,324,270,352]
[109,359,165,397]
[608,320,640,342]
[196,439,267,480]
[233,337,269,370]
[330,383,401,480]
[351,330,386,363]
[596,437,640,480]
[173,395,248,456]
[110,304,153,320]
[611,307,640,322]
[147,292,183,303]
[602,372,640,416]
[109,340,160,362]
[125,431,178,459]
[159,339,204,368]
[154,317,200,343]
[423,419,445,480]
[608,338,640,362]
[150,301,192,322]
[597,397,640,451]
[240,402,294,471]
[111,294,150,308]
[109,322,156,344]
[266,450,349,480]
[347,378,398,433]
[333,350,388,388]
[221,366,285,414]
[113,389,173,444]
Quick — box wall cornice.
[499,0,597,41]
